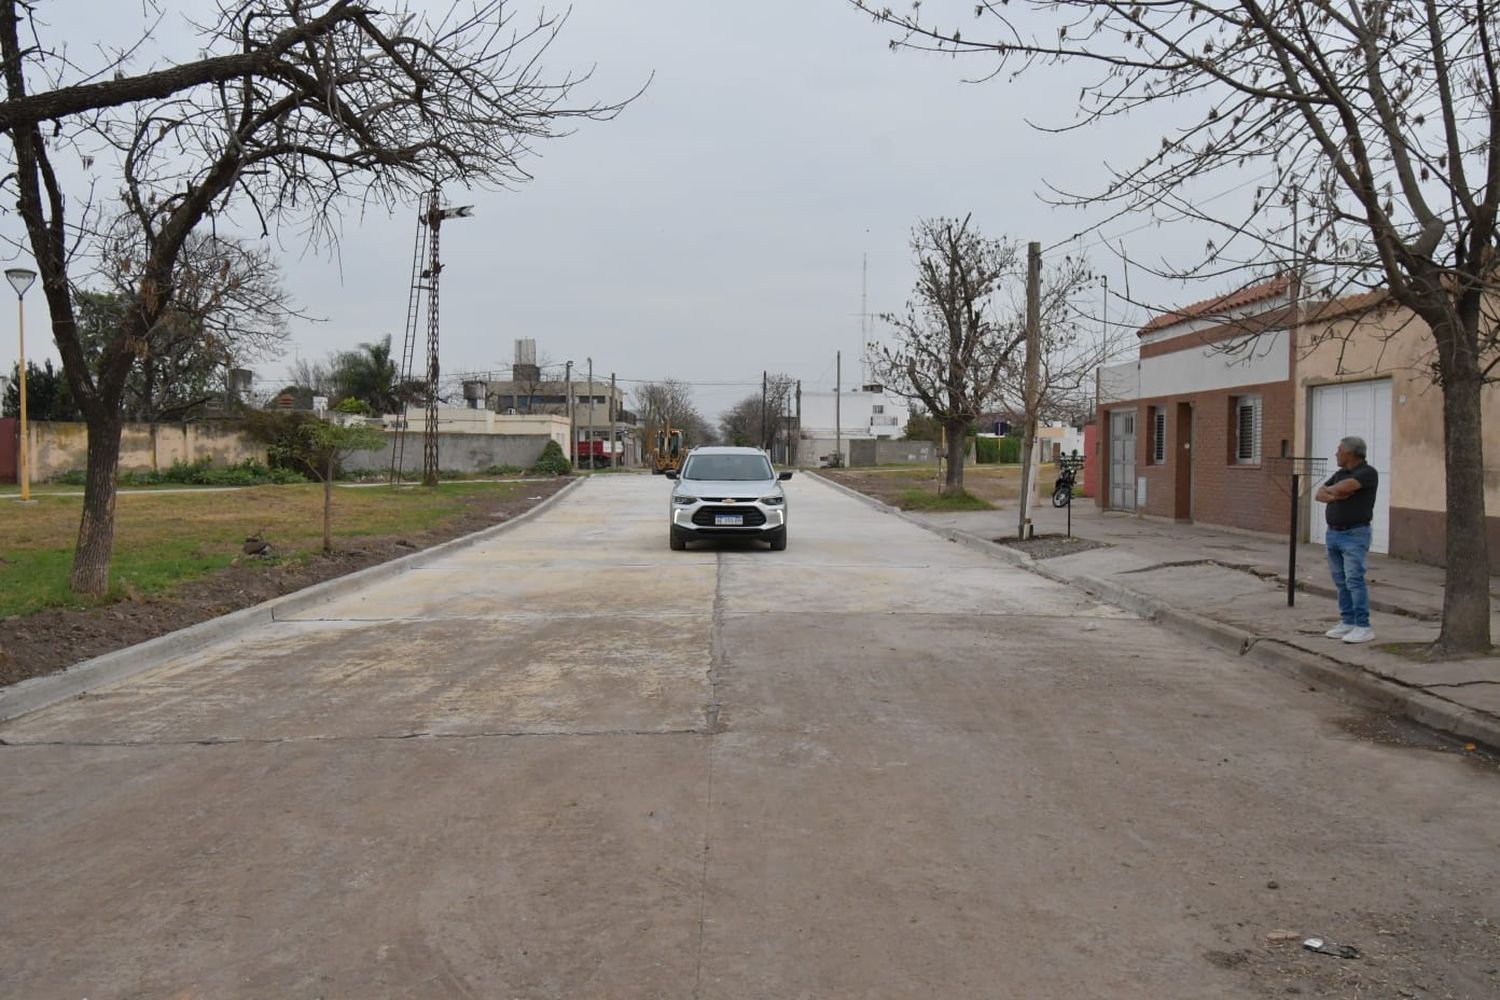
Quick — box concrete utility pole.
[586,357,594,470]
[795,380,802,467]
[835,351,842,468]
[1017,241,1042,540]
[609,372,619,468]
[565,360,575,470]
[761,370,768,451]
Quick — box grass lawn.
[897,489,994,511]
[0,481,541,618]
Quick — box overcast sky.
[4,1,1242,421]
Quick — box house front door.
[1174,402,1194,520]
[1109,408,1137,511]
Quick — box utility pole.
[1017,241,1042,540]
[795,380,802,467]
[835,351,842,468]
[565,360,575,470]
[609,372,619,468]
[761,370,768,451]
[586,357,594,471]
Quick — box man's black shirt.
[1324,462,1378,527]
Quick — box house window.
[1235,395,1262,464]
[1152,409,1166,464]
[872,404,885,414]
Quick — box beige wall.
[1295,304,1500,513]
[1295,303,1500,563]
[28,422,267,481]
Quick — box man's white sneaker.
[1342,626,1376,644]
[1324,623,1355,639]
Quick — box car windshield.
[682,454,773,482]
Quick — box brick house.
[1095,276,1297,534]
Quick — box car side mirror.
[778,471,794,481]
[664,470,678,480]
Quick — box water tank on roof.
[463,380,486,409]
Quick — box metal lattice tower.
[390,192,435,484]
[422,193,444,486]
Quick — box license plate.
[714,514,744,526]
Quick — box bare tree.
[719,394,763,446]
[88,230,294,422]
[2,0,630,596]
[635,379,707,444]
[720,374,794,453]
[871,216,1024,496]
[992,262,1130,426]
[852,1,1496,652]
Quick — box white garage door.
[1310,380,1392,554]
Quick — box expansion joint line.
[693,550,727,997]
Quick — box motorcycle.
[1051,461,1079,507]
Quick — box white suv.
[666,447,792,551]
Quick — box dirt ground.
[0,478,568,687]
[822,463,1039,508]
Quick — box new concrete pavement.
[2,474,1497,998]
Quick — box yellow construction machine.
[650,427,686,475]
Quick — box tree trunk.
[69,412,123,597]
[323,459,333,555]
[1435,357,1492,654]
[943,419,966,496]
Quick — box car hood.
[674,479,779,498]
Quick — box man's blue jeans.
[1326,524,1372,628]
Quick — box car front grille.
[699,497,759,503]
[692,505,767,527]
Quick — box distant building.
[798,384,910,466]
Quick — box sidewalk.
[822,477,1500,749]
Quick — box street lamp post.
[6,268,37,502]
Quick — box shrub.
[481,464,524,476]
[333,397,376,416]
[975,436,1000,464]
[529,440,572,476]
[998,436,1021,463]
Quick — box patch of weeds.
[897,488,993,511]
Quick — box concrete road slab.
[699,612,1500,1000]
[720,562,1132,617]
[0,736,706,999]
[0,613,713,744]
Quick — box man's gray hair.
[1340,435,1367,459]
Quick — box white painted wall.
[1098,361,1141,404]
[1137,329,1289,398]
[798,389,910,440]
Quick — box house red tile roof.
[1139,275,1292,336]
[1302,288,1390,324]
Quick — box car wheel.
[768,528,787,551]
[669,530,687,551]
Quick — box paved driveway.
[2,474,1496,998]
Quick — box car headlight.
[760,495,784,506]
[673,495,698,505]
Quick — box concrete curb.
[810,473,1500,751]
[0,476,585,724]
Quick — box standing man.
[1317,436,1379,644]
